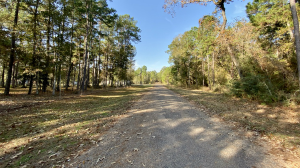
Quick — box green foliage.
[162,1,300,103]
[0,0,141,93]
[134,66,158,84]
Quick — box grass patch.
[0,85,153,167]
[167,85,300,159]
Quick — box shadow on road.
[70,85,285,168]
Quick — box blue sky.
[107,0,252,72]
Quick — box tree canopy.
[1,0,141,95]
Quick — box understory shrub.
[230,75,278,103]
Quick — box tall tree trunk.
[93,57,96,88]
[219,2,227,33]
[43,0,52,93]
[11,64,15,88]
[21,75,26,88]
[227,46,243,79]
[5,0,20,95]
[212,51,215,87]
[105,50,108,88]
[77,42,81,91]
[73,66,76,91]
[66,3,74,91]
[2,62,5,88]
[97,23,102,87]
[28,76,33,94]
[52,58,56,96]
[196,56,199,88]
[202,59,205,86]
[59,67,61,97]
[111,75,114,87]
[81,2,89,93]
[207,55,211,90]
[85,51,90,90]
[14,61,19,87]
[57,11,65,92]
[56,63,61,91]
[36,33,43,94]
[97,56,100,86]
[214,0,242,79]
[66,62,73,90]
[36,58,40,94]
[52,22,56,96]
[188,59,191,87]
[28,0,40,95]
[290,0,300,89]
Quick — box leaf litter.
[168,85,300,167]
[0,85,153,167]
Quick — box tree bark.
[14,61,19,87]
[219,1,227,33]
[28,0,40,95]
[81,1,89,94]
[52,58,56,96]
[52,22,56,96]
[85,51,90,90]
[215,0,243,79]
[212,51,215,86]
[1,62,5,88]
[77,42,81,92]
[43,0,51,92]
[202,59,204,86]
[12,64,15,88]
[5,0,20,95]
[227,46,243,79]
[66,3,74,91]
[57,10,65,92]
[56,60,61,92]
[290,0,300,89]
[207,55,211,90]
[73,66,76,91]
[93,57,96,88]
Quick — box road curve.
[69,85,286,168]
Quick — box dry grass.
[167,85,300,163]
[0,85,153,168]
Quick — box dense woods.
[0,0,141,95]
[2,0,300,104]
[159,0,300,104]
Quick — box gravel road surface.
[69,85,286,168]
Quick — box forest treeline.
[0,0,141,95]
[157,0,300,104]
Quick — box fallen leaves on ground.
[168,85,300,166]
[0,85,153,168]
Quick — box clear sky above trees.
[108,0,252,72]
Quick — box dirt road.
[69,85,286,168]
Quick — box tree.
[247,0,300,91]
[141,65,147,84]
[164,0,231,31]
[289,0,300,89]
[164,0,243,79]
[4,0,20,95]
[1,0,141,96]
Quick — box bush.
[230,75,277,103]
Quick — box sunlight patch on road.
[219,140,243,159]
[162,118,197,128]
[188,126,205,137]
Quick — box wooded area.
[156,0,300,104]
[2,0,300,166]
[0,0,141,95]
